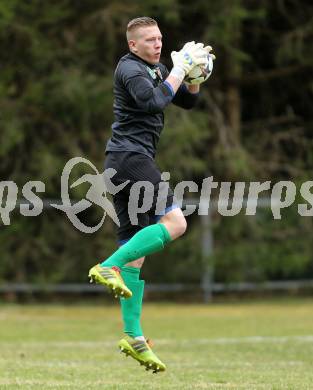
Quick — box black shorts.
[104,151,177,243]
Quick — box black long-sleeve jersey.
[105,52,199,159]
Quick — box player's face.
[130,26,162,64]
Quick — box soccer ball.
[184,55,214,85]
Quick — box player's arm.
[120,43,207,114]
[170,82,199,109]
[162,67,201,110]
[121,66,175,114]
[165,73,200,95]
[186,84,200,94]
[121,68,199,113]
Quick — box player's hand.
[171,41,208,76]
[183,44,215,86]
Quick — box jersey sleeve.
[118,62,174,114]
[159,64,199,110]
[172,83,200,110]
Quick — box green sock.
[120,266,144,338]
[100,223,171,268]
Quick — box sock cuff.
[159,223,172,244]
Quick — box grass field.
[0,298,313,389]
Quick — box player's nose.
[155,40,162,49]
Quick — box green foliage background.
[0,0,312,285]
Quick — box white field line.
[0,335,313,348]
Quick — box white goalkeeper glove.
[170,41,209,82]
[183,44,216,85]
[204,45,216,60]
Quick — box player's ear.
[128,40,138,53]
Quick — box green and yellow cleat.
[88,264,132,299]
[118,336,166,373]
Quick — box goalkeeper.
[89,16,214,373]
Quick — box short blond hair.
[126,17,158,40]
